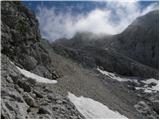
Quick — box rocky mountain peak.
[112,10,159,69]
[1,1,159,119]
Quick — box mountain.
[53,10,159,79]
[1,1,83,118]
[54,10,159,71]
[110,10,159,70]
[1,1,159,119]
[1,1,61,80]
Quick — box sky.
[22,1,159,42]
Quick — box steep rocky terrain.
[1,1,60,80]
[110,10,159,70]
[1,54,84,119]
[57,10,159,71]
[52,43,158,79]
[1,1,159,119]
[1,1,84,118]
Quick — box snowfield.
[16,66,57,84]
[68,92,128,119]
[10,60,57,84]
[97,67,159,93]
[97,67,139,83]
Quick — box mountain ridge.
[54,10,159,70]
[1,1,159,119]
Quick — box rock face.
[1,1,159,119]
[52,42,158,79]
[1,55,29,119]
[52,10,159,79]
[1,1,60,80]
[1,1,83,119]
[110,10,159,70]
[1,54,84,119]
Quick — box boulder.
[18,80,31,92]
[23,92,37,107]
[38,106,51,114]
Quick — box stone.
[9,71,18,82]
[152,101,159,114]
[47,93,57,100]
[8,91,23,103]
[27,78,37,87]
[6,76,13,83]
[17,80,31,92]
[33,90,43,98]
[38,106,51,114]
[56,100,63,104]
[23,92,37,107]
[52,105,59,111]
[14,84,24,93]
[20,55,38,71]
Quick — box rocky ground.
[1,53,159,119]
[1,54,84,119]
[1,1,159,119]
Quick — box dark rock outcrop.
[52,42,158,79]
[1,1,60,80]
[1,1,83,119]
[110,10,159,70]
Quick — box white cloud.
[36,1,158,42]
[141,2,159,15]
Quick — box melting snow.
[68,92,128,119]
[97,67,139,83]
[135,78,159,93]
[10,61,57,84]
[97,67,159,93]
[9,60,57,84]
[16,67,57,84]
[142,78,158,85]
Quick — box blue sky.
[22,1,159,41]
[23,1,158,16]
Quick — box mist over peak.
[1,1,159,119]
[32,1,159,41]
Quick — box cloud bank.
[36,1,158,42]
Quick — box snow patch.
[142,78,159,92]
[16,67,57,84]
[10,60,57,84]
[97,67,159,93]
[142,78,158,85]
[68,92,128,119]
[97,67,139,83]
[135,78,159,93]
